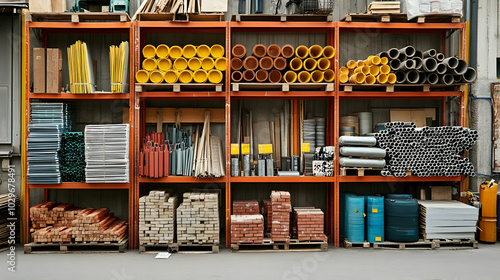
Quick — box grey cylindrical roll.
[462,67,477,83]
[339,157,386,168]
[417,71,426,84]
[450,59,468,75]
[387,48,399,59]
[377,51,390,58]
[427,73,439,84]
[266,158,273,176]
[359,112,373,135]
[339,136,377,146]
[413,50,423,58]
[243,154,250,176]
[422,57,438,72]
[422,49,437,58]
[340,147,387,158]
[440,74,454,85]
[398,52,407,62]
[395,71,406,83]
[436,63,447,74]
[405,70,419,83]
[435,53,445,62]
[231,158,239,177]
[399,46,416,57]
[389,59,402,70]
[400,60,416,71]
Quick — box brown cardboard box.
[33,48,46,93]
[29,0,66,12]
[46,48,63,93]
[390,109,427,127]
[431,186,452,200]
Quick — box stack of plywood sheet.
[232,200,259,215]
[292,207,327,242]
[176,192,219,244]
[368,1,401,14]
[230,215,264,244]
[270,191,292,242]
[418,200,479,240]
[139,190,178,245]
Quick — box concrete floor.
[3,244,500,280]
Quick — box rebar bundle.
[59,132,85,182]
[375,122,477,177]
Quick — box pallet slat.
[24,239,128,254]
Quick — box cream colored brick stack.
[176,192,219,244]
[139,190,178,245]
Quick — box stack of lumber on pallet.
[418,200,479,240]
[30,203,81,229]
[262,199,272,234]
[232,200,259,215]
[368,1,401,14]
[292,207,327,242]
[271,191,292,242]
[177,192,219,244]
[139,190,178,245]
[231,215,264,244]
[31,226,72,243]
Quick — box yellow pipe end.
[210,44,225,58]
[215,57,227,71]
[158,58,172,71]
[318,57,331,71]
[142,58,157,71]
[350,73,366,84]
[377,73,388,84]
[290,58,303,71]
[174,57,188,70]
[323,46,335,59]
[208,69,223,84]
[369,65,380,76]
[136,70,149,84]
[309,45,323,58]
[349,69,355,76]
[183,44,197,59]
[142,44,156,58]
[201,57,215,70]
[164,70,179,83]
[298,71,311,83]
[193,69,208,83]
[339,73,349,83]
[365,75,376,85]
[156,44,169,58]
[169,46,183,59]
[380,64,391,74]
[304,58,318,71]
[387,73,397,84]
[283,71,298,83]
[347,60,357,69]
[295,45,309,59]
[150,70,164,83]
[340,66,349,75]
[380,57,389,65]
[179,70,193,84]
[356,60,365,67]
[188,57,202,71]
[324,69,335,82]
[311,70,324,83]
[197,44,211,58]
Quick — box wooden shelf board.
[139,92,225,99]
[139,176,226,183]
[29,93,130,100]
[231,91,334,99]
[230,176,334,183]
[28,182,131,189]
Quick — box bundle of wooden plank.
[232,200,259,215]
[177,192,219,244]
[139,190,178,245]
[193,111,225,178]
[72,208,128,242]
[368,1,401,14]
[31,226,72,243]
[30,203,81,229]
[134,0,201,17]
[231,215,264,244]
[292,207,327,242]
[271,191,292,242]
[262,199,272,234]
[418,200,479,240]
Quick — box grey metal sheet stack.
[84,124,129,183]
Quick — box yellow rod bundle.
[377,73,388,84]
[158,58,172,71]
[215,57,227,71]
[197,44,211,58]
[317,57,331,71]
[387,73,397,84]
[311,70,324,83]
[290,58,303,71]
[303,58,317,71]
[188,57,202,71]
[349,72,366,84]
[156,44,169,58]
[295,45,309,59]
[169,46,183,59]
[210,44,225,58]
[179,70,193,83]
[324,69,335,82]
[365,75,376,84]
[68,40,94,94]
[109,41,128,93]
[193,69,208,83]
[150,70,164,83]
[201,57,215,70]
[283,71,298,83]
[183,44,197,59]
[143,58,157,71]
[298,71,311,83]
[208,69,223,84]
[143,44,156,59]
[309,45,323,58]
[174,57,188,70]
[380,64,391,74]
[369,65,380,76]
[347,60,357,69]
[163,70,178,83]
[322,46,335,59]
[136,70,149,83]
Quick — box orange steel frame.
[23,19,466,250]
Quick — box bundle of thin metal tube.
[375,122,477,177]
[60,132,85,182]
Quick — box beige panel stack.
[232,200,259,215]
[177,192,219,244]
[231,215,264,244]
[270,191,292,242]
[292,208,327,242]
[139,190,178,245]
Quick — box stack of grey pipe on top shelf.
[377,46,477,85]
[339,136,386,169]
[375,122,477,177]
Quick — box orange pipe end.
[269,70,282,83]
[230,57,243,71]
[142,44,156,59]
[243,69,255,82]
[197,44,211,58]
[157,58,172,71]
[182,44,197,59]
[169,46,183,59]
[380,57,389,65]
[208,69,223,84]
[231,70,243,82]
[259,56,274,70]
[267,44,281,58]
[252,44,267,58]
[243,56,259,71]
[274,57,287,71]
[232,44,246,58]
[178,70,193,83]
[255,69,268,82]
[188,57,202,71]
[150,70,164,83]
[282,44,295,59]
[340,67,349,75]
[142,58,157,71]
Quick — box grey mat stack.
[84,124,130,183]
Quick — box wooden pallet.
[0,243,9,253]
[431,239,478,250]
[340,167,384,176]
[341,83,466,93]
[231,238,328,252]
[136,83,223,93]
[139,243,175,254]
[173,242,219,254]
[232,14,333,22]
[25,12,130,23]
[343,238,371,248]
[372,239,435,250]
[232,83,334,92]
[341,13,461,23]
[137,13,224,22]
[24,238,128,254]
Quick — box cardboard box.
[46,48,63,93]
[431,186,452,200]
[33,48,46,93]
[390,109,429,127]
[201,0,227,12]
[29,0,66,12]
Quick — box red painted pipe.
[164,146,169,177]
[154,147,159,178]
[274,57,287,71]
[231,71,243,82]
[149,147,154,178]
[232,44,246,58]
[243,69,255,82]
[230,57,243,71]
[281,44,294,59]
[259,56,273,70]
[255,69,268,82]
[252,44,267,58]
[159,149,164,177]
[269,70,282,84]
[243,56,259,70]
[267,44,281,58]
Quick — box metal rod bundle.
[375,122,478,177]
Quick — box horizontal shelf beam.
[230,176,334,183]
[28,182,131,189]
[139,92,225,99]
[339,175,463,183]
[28,22,131,29]
[338,22,465,30]
[139,176,226,183]
[29,93,130,100]
[339,91,463,98]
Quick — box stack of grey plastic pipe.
[339,136,386,169]
[377,46,477,85]
[375,122,477,177]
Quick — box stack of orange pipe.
[139,131,169,178]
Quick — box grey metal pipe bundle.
[339,136,377,146]
[339,157,386,168]
[340,147,387,158]
[422,57,438,72]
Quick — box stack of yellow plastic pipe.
[284,45,336,83]
[68,40,95,94]
[340,54,396,85]
[136,44,226,84]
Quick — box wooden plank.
[137,83,223,92]
[230,14,332,22]
[231,83,333,92]
[138,108,225,123]
[24,239,128,254]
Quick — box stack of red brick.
[271,191,292,242]
[232,200,259,215]
[230,215,264,244]
[262,199,272,235]
[292,208,327,242]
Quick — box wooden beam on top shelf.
[124,108,225,124]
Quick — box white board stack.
[85,124,130,183]
[418,200,479,240]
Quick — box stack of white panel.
[419,200,479,240]
[84,124,129,183]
